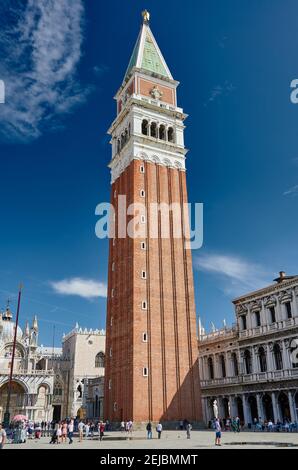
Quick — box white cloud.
[0,0,91,142]
[204,81,235,107]
[283,185,298,196]
[194,252,270,297]
[50,278,107,299]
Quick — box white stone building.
[199,272,298,427]
[52,324,106,421]
[0,308,56,422]
[0,308,106,423]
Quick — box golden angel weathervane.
[142,10,150,24]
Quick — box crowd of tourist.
[210,416,298,433]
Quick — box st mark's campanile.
[104,11,202,426]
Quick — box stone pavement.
[4,430,298,449]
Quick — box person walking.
[146,422,152,439]
[99,421,105,441]
[120,421,125,433]
[215,418,222,446]
[90,421,95,438]
[68,419,74,444]
[57,423,62,443]
[186,422,192,439]
[85,422,90,439]
[236,416,240,432]
[61,421,67,443]
[156,422,163,439]
[0,424,6,450]
[78,420,85,442]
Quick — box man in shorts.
[215,418,222,446]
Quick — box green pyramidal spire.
[124,11,173,83]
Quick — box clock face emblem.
[150,85,163,100]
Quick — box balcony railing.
[239,317,298,339]
[0,369,54,376]
[201,368,298,388]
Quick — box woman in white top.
[57,424,62,443]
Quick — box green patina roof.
[141,32,168,77]
[125,31,141,79]
[124,26,170,82]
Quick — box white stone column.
[275,296,282,322]
[214,354,220,378]
[271,392,280,423]
[242,395,251,426]
[281,340,290,370]
[266,343,274,371]
[217,397,225,420]
[246,305,252,330]
[225,352,231,377]
[256,393,264,420]
[288,391,297,423]
[251,346,258,374]
[229,396,237,419]
[198,357,203,379]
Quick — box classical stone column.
[266,343,274,372]
[260,299,266,330]
[242,395,251,426]
[275,296,282,322]
[252,346,259,374]
[256,393,264,420]
[246,305,252,330]
[271,392,280,423]
[225,352,231,377]
[229,396,237,418]
[217,397,226,420]
[281,340,290,370]
[214,354,220,378]
[288,391,297,423]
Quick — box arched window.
[232,352,239,376]
[142,119,148,135]
[128,123,131,137]
[117,139,121,153]
[220,355,226,378]
[121,133,125,148]
[208,357,214,379]
[244,349,252,374]
[167,127,174,142]
[95,352,105,368]
[259,346,267,372]
[159,124,166,140]
[150,122,157,138]
[273,343,283,370]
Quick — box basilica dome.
[0,308,23,343]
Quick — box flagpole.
[4,284,23,428]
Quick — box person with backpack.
[156,422,162,439]
[146,422,152,439]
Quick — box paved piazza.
[4,430,298,450]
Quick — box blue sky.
[0,0,298,345]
